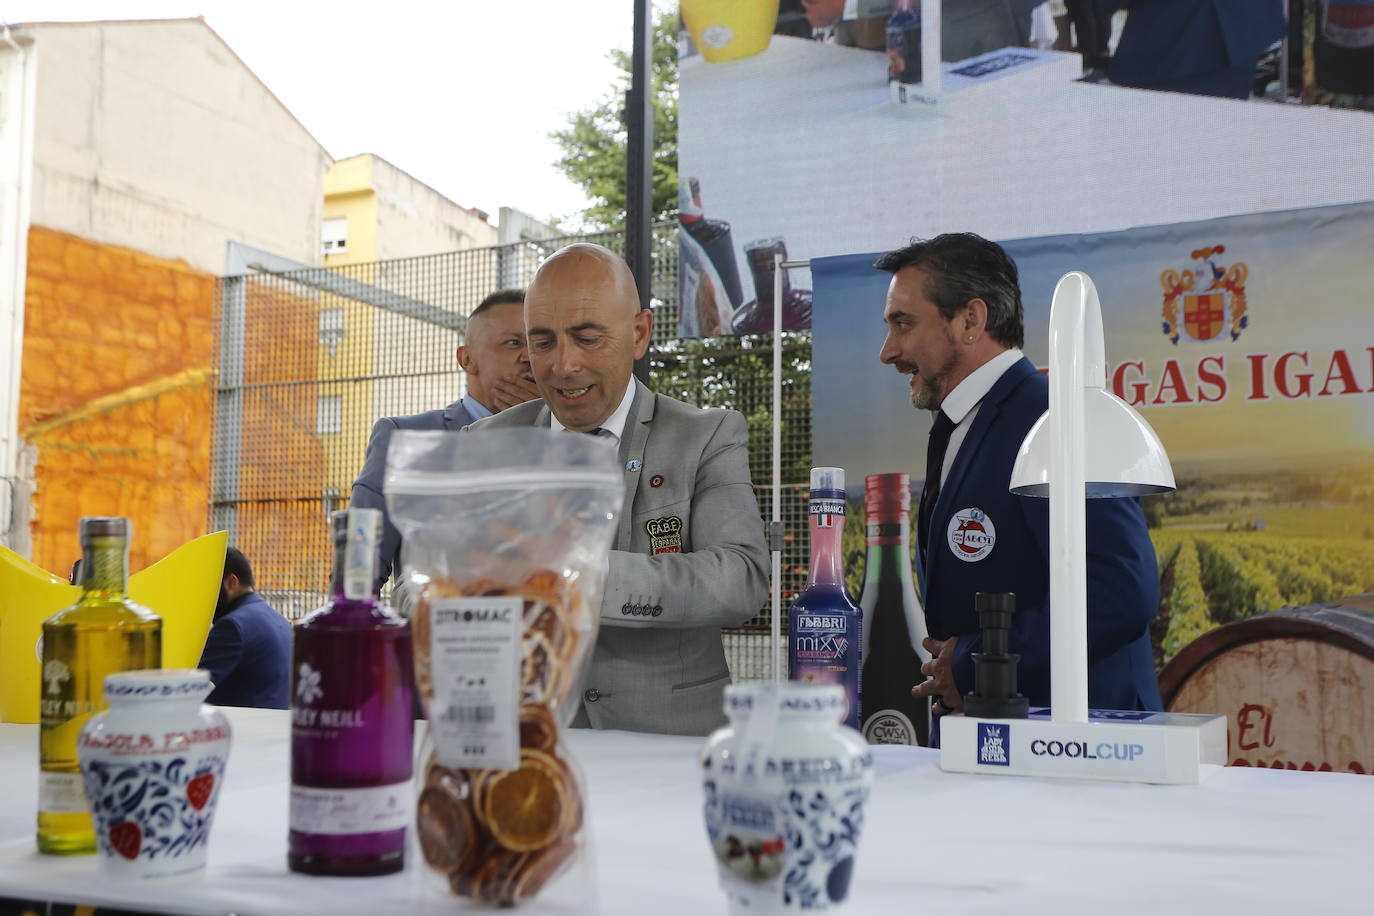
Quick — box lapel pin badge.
[626,459,642,473]
[650,474,664,488]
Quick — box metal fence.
[210,224,814,680]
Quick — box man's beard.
[899,348,959,411]
[213,586,232,621]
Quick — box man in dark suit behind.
[199,547,291,709]
[875,233,1162,727]
[350,289,540,591]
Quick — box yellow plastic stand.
[0,531,228,723]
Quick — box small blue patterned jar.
[701,683,874,914]
[76,669,231,881]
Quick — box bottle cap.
[864,473,911,518]
[678,180,703,221]
[810,467,845,493]
[335,507,381,600]
[79,517,129,540]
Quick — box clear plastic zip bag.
[385,428,622,906]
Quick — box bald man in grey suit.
[467,244,769,736]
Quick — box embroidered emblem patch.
[947,508,996,562]
[645,516,683,554]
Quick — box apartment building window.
[322,218,348,254]
[317,394,343,435]
[319,306,345,356]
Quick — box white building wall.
[371,155,497,263]
[0,30,38,554]
[26,19,330,273]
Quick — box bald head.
[528,243,640,318]
[524,243,653,431]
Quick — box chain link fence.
[210,224,814,680]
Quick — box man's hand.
[490,375,540,411]
[912,636,963,715]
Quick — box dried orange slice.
[417,778,482,874]
[480,750,569,853]
[511,836,577,905]
[521,632,561,707]
[525,601,566,654]
[522,569,568,604]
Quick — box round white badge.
[700,25,734,49]
[947,508,996,562]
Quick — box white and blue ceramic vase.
[702,683,874,915]
[76,669,232,881]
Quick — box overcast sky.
[3,1,651,227]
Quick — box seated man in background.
[199,547,291,709]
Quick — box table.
[2,708,1369,914]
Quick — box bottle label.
[343,509,381,600]
[862,709,918,745]
[430,596,522,771]
[865,522,905,546]
[289,782,411,836]
[39,771,90,814]
[809,498,846,518]
[1324,2,1374,49]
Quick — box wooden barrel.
[1158,596,1374,775]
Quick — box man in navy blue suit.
[199,547,291,709]
[875,233,1162,723]
[349,288,539,591]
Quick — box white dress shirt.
[937,348,1025,485]
[548,376,636,444]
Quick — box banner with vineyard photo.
[811,200,1374,671]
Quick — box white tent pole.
[770,256,810,683]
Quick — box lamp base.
[939,708,1227,785]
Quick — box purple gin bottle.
[288,507,414,876]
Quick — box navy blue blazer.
[199,592,291,709]
[349,398,478,590]
[1106,0,1285,100]
[920,357,1162,713]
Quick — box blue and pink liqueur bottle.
[788,467,863,729]
[288,507,415,876]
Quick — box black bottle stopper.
[961,592,1029,719]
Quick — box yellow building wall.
[19,226,216,575]
[321,156,380,497]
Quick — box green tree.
[551,7,679,230]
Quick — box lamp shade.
[1010,387,1175,497]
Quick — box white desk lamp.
[939,272,1226,783]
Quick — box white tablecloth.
[1,708,1369,914]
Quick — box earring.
[966,336,973,342]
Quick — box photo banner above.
[812,200,1374,673]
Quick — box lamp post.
[942,273,1226,784]
[1009,272,1176,723]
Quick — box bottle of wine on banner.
[681,177,745,308]
[788,467,863,730]
[886,0,922,84]
[679,181,738,337]
[858,473,931,746]
[1314,1,1374,96]
[738,237,813,333]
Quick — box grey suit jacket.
[466,379,769,736]
[350,398,477,591]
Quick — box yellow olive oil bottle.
[37,517,162,854]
